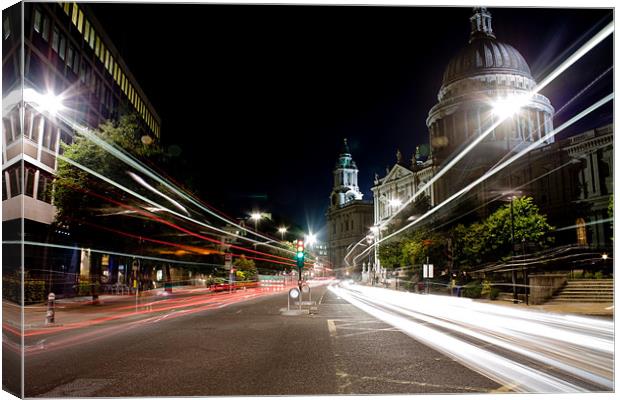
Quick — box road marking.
[357,374,489,392]
[327,319,337,337]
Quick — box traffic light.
[296,239,305,267]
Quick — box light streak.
[343,22,614,266]
[128,171,189,215]
[54,149,295,258]
[330,283,613,392]
[353,93,614,264]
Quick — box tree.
[233,255,258,281]
[453,196,554,268]
[54,114,162,301]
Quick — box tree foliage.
[233,255,258,281]
[453,196,554,268]
[54,114,162,229]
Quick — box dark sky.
[90,3,613,239]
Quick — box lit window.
[95,35,100,57]
[83,19,89,41]
[77,10,84,33]
[33,9,42,33]
[63,3,71,15]
[89,27,95,48]
[71,3,78,25]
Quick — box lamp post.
[250,212,262,232]
[278,227,287,241]
[510,196,518,304]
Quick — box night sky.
[90,3,613,238]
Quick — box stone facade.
[326,139,373,275]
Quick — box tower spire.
[469,7,495,43]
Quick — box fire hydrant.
[46,292,55,325]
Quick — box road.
[6,280,613,396]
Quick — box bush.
[594,271,604,279]
[490,287,501,300]
[24,280,46,304]
[462,280,482,298]
[584,272,594,279]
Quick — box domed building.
[426,7,555,203]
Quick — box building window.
[42,124,58,150]
[2,16,9,40]
[63,2,71,15]
[25,168,35,197]
[59,35,66,60]
[41,15,50,41]
[9,165,22,198]
[71,3,78,25]
[2,174,7,201]
[77,10,84,33]
[33,9,42,33]
[37,173,52,203]
[66,45,74,68]
[576,218,588,246]
[95,35,100,57]
[83,19,90,43]
[89,27,95,48]
[51,27,59,53]
[73,52,80,74]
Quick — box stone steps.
[547,279,613,304]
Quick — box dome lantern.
[469,7,495,43]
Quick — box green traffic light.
[296,251,304,259]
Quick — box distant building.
[326,139,373,275]
[2,2,161,294]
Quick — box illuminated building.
[372,7,611,255]
[326,139,373,275]
[2,2,161,294]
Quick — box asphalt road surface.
[19,282,502,397]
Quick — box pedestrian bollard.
[46,292,56,325]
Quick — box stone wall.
[529,274,567,305]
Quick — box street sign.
[225,253,232,270]
[423,264,434,278]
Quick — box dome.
[441,7,533,86]
[442,38,532,85]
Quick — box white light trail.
[330,282,613,392]
[26,95,291,250]
[128,171,189,215]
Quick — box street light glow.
[306,233,317,246]
[24,88,64,116]
[278,227,287,234]
[492,95,529,119]
[250,212,262,221]
[388,199,402,208]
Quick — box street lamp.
[24,88,65,116]
[305,232,317,247]
[250,212,262,232]
[278,226,287,241]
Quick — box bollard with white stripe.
[45,292,56,325]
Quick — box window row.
[62,2,160,138]
[2,165,53,204]
[4,106,62,153]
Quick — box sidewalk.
[473,297,613,317]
